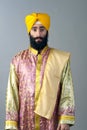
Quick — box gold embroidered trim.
[6,120,17,127]
[59,115,75,121]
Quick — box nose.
[36,29,41,37]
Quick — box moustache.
[34,37,43,40]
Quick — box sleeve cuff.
[5,120,18,130]
[58,115,75,125]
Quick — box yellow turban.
[25,12,50,33]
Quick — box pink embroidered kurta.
[5,46,75,130]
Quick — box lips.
[36,38,42,42]
[35,37,43,43]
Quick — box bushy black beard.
[29,31,48,53]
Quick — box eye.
[40,28,45,32]
[32,27,37,32]
[40,27,45,32]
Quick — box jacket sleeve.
[5,63,19,130]
[58,58,75,125]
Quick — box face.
[30,23,47,43]
[29,23,48,51]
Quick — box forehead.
[32,24,45,28]
[32,22,45,28]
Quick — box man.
[5,12,75,130]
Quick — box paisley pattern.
[5,46,75,130]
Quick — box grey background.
[0,0,87,130]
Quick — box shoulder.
[49,47,70,59]
[11,49,29,64]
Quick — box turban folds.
[25,13,50,33]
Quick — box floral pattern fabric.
[5,46,75,130]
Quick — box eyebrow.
[32,26,45,29]
[39,26,45,28]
